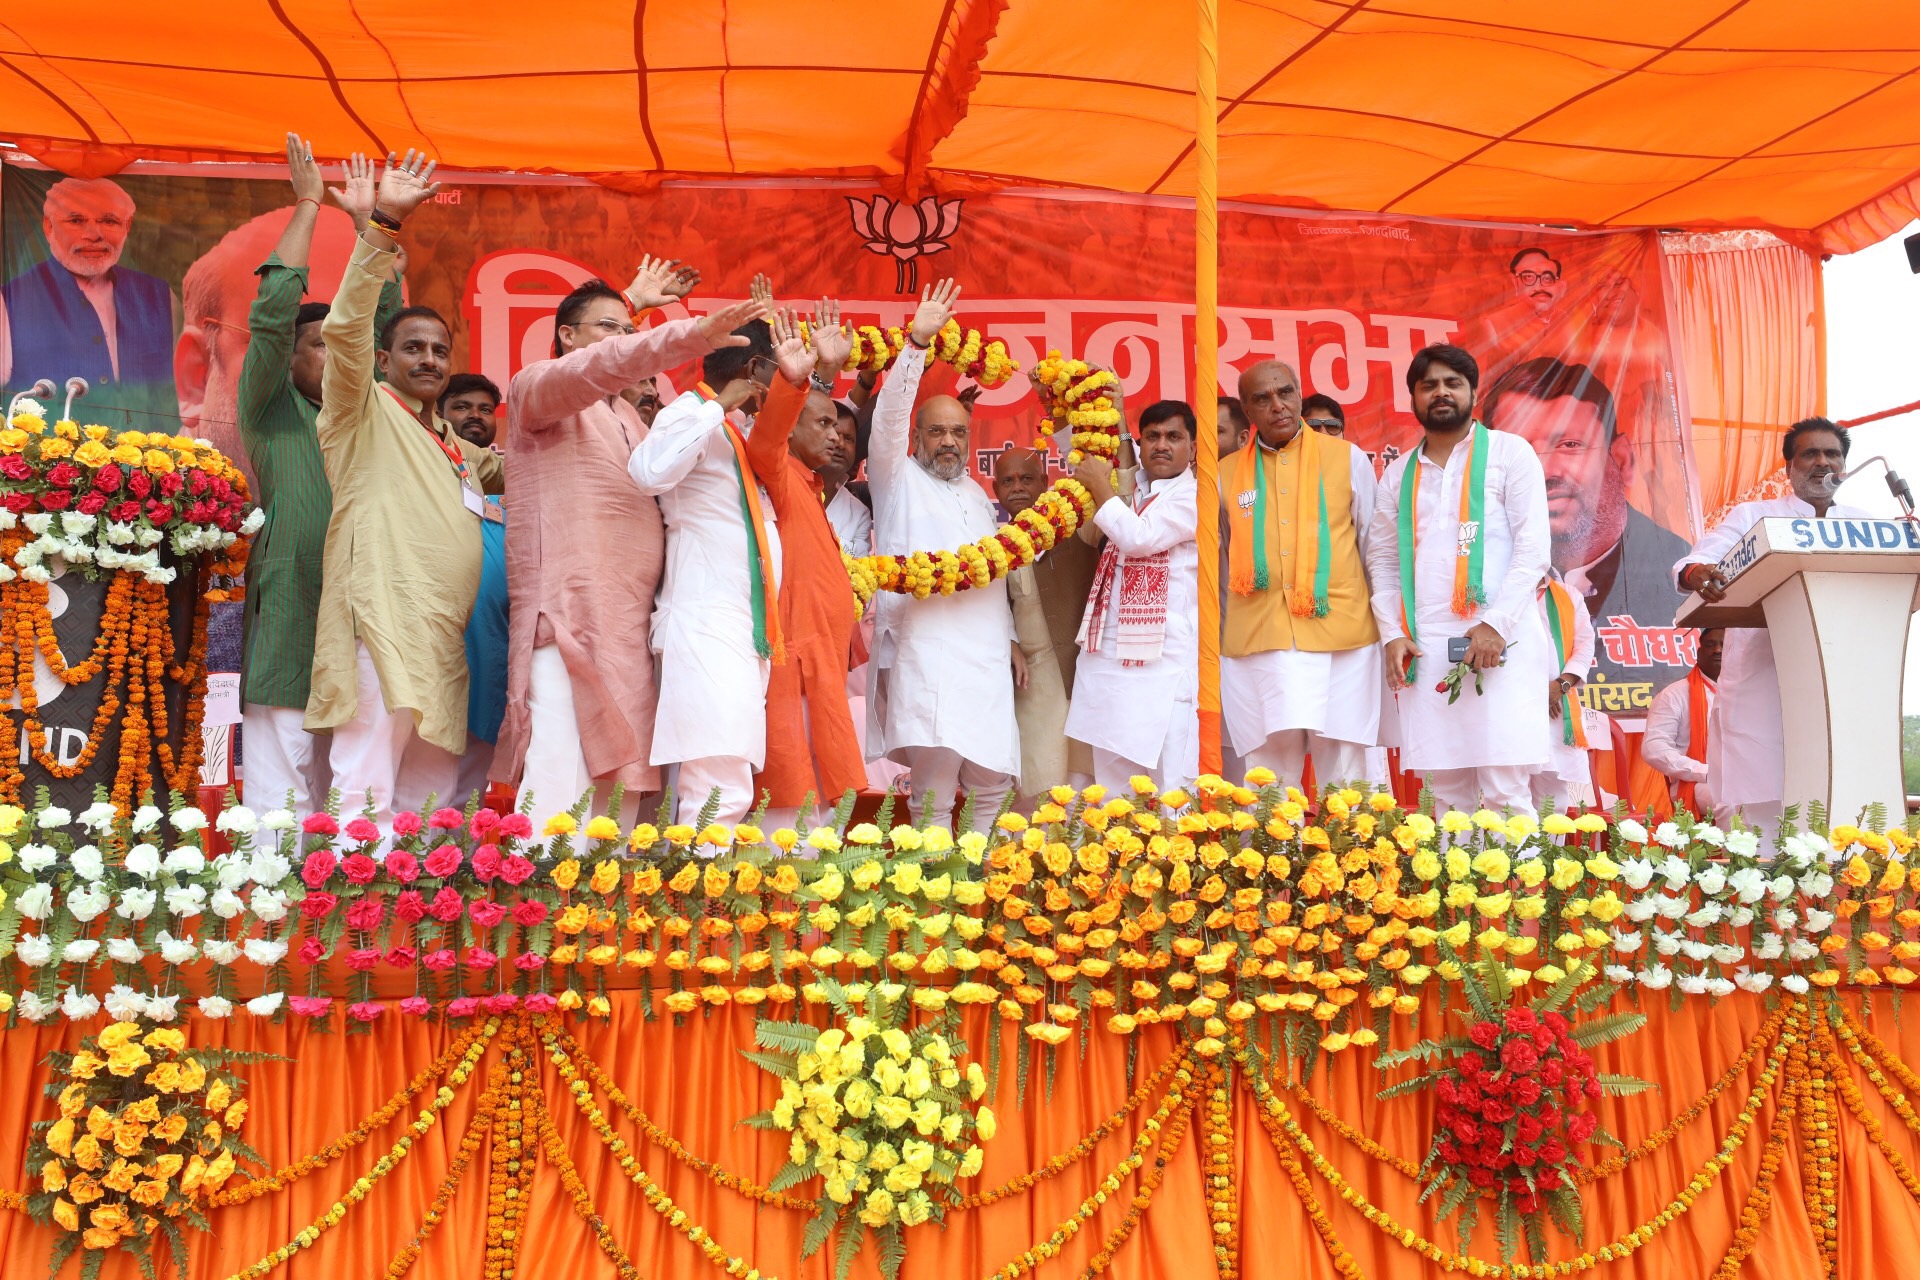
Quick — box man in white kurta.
[1220,362,1383,789]
[1530,578,1599,808]
[1065,405,1199,791]
[1368,346,1553,813]
[627,333,783,825]
[1674,419,1865,839]
[867,282,1019,829]
[1641,627,1722,816]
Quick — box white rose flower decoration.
[246,992,286,1017]
[123,843,162,880]
[15,883,53,919]
[67,884,110,922]
[68,844,104,881]
[198,995,234,1019]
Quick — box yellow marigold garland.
[383,1059,506,1278]
[799,317,1018,387]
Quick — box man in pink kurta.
[495,270,757,825]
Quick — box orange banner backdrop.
[0,992,1910,1278]
[2,170,1737,713]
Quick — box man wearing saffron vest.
[741,302,868,826]
[1068,400,1201,790]
[1368,344,1553,813]
[1531,576,1597,808]
[627,311,782,826]
[867,279,1020,830]
[1642,627,1723,818]
[1221,361,1382,789]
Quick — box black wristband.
[368,207,403,234]
[904,333,930,350]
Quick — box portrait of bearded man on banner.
[1482,356,1693,710]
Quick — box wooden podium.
[1678,516,1920,824]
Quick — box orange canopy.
[2,1,1916,252]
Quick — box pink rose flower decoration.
[343,817,381,846]
[428,807,465,831]
[423,844,463,878]
[299,850,338,888]
[296,936,326,965]
[471,844,503,882]
[446,996,481,1019]
[423,948,458,971]
[290,995,333,1018]
[348,1001,384,1023]
[511,900,549,928]
[394,889,427,922]
[345,947,381,972]
[299,891,339,920]
[499,813,534,840]
[470,809,502,841]
[428,887,465,922]
[515,951,546,971]
[344,895,386,931]
[341,853,379,886]
[392,811,423,838]
[498,854,535,886]
[302,813,339,837]
[468,899,509,929]
[399,995,431,1017]
[523,992,559,1015]
[385,851,420,883]
[384,946,417,969]
[482,993,520,1015]
[465,946,499,971]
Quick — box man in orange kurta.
[742,304,865,823]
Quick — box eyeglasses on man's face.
[586,317,637,336]
[1515,270,1560,287]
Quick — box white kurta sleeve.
[1347,444,1378,565]
[627,391,720,495]
[1366,459,1408,643]
[1674,502,1758,590]
[1092,478,1197,558]
[1641,682,1707,782]
[1482,440,1550,645]
[868,344,927,509]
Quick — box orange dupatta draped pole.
[1193,0,1224,776]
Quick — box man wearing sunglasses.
[1301,394,1346,440]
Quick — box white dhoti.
[328,642,461,832]
[1224,646,1383,789]
[242,703,328,815]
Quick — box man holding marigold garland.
[866,279,1020,831]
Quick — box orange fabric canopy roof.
[2,0,1917,252]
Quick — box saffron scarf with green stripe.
[1227,428,1331,617]
[1542,579,1589,748]
[1395,420,1491,679]
[696,382,785,662]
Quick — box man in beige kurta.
[307,199,502,826]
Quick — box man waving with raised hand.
[867,279,1020,831]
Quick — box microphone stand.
[1829,455,1917,521]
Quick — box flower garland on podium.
[0,402,257,806]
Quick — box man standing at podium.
[1674,418,1866,842]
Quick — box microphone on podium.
[62,377,88,424]
[6,379,58,420]
[1824,455,1917,518]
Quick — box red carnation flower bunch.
[1378,950,1646,1265]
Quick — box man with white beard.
[867,279,1020,830]
[1675,417,1869,844]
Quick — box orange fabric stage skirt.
[0,991,1907,1278]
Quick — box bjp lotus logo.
[848,195,963,294]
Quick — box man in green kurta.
[238,136,403,815]
[305,150,503,828]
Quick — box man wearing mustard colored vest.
[1220,361,1383,789]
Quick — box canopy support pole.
[1194,0,1224,778]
